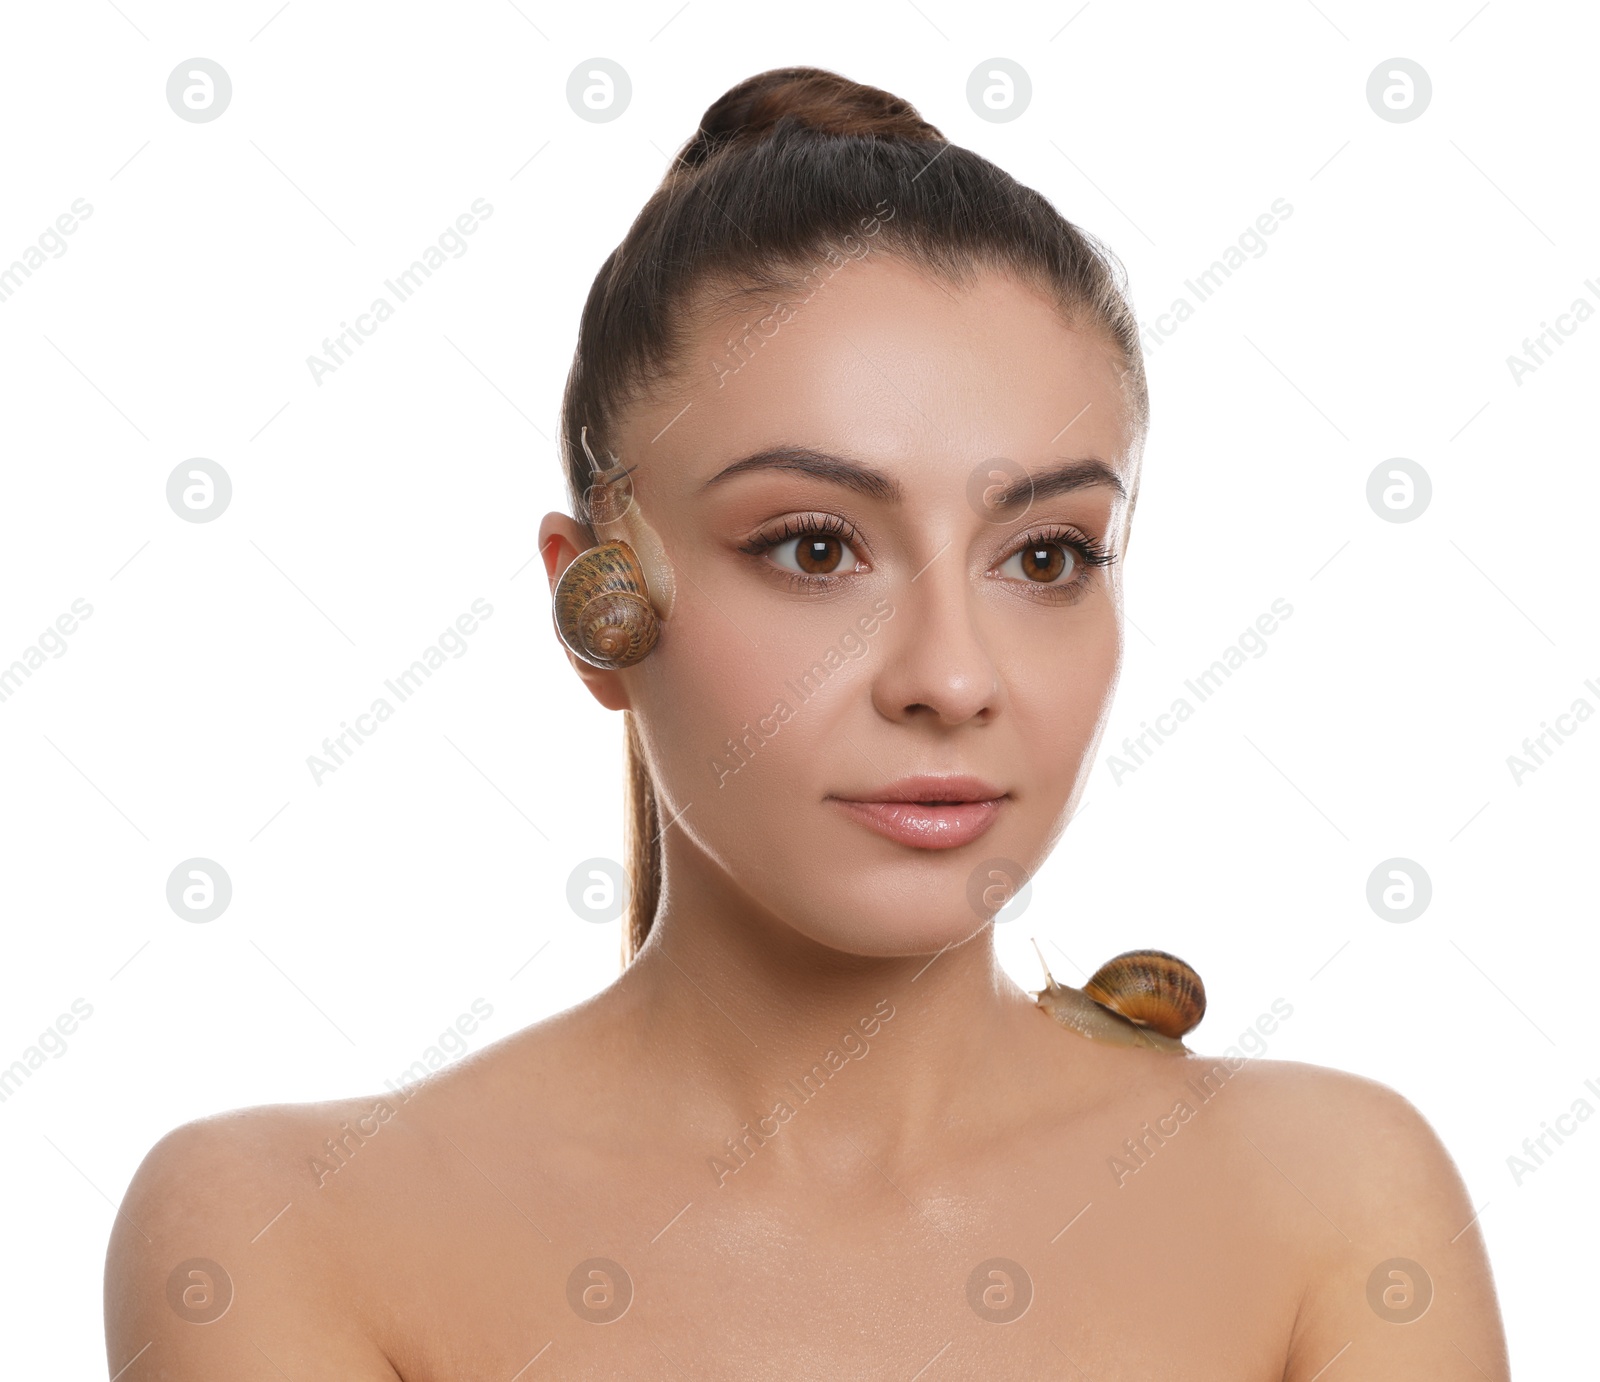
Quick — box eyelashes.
[738,513,865,580]
[737,512,1116,600]
[1001,526,1118,596]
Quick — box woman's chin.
[784,907,998,961]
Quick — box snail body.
[1030,939,1205,1054]
[553,428,676,670]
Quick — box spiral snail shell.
[554,540,661,669]
[553,428,674,670]
[1030,938,1205,1054]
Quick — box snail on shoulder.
[553,427,676,670]
[1029,938,1205,1054]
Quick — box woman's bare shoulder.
[1185,1047,1419,1109]
[1187,1051,1452,1160]
[1177,1050,1469,1196]
[105,1099,405,1379]
[117,1093,418,1204]
[104,1059,523,1248]
[1179,1052,1510,1380]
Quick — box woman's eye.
[768,532,859,576]
[998,539,1079,586]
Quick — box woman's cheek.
[640,575,822,805]
[1009,602,1121,761]
[646,588,767,792]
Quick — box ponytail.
[621,710,662,965]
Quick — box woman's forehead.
[620,255,1138,501]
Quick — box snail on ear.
[553,427,677,670]
[1029,938,1205,1054]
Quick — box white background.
[0,1,1593,1375]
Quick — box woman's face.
[563,253,1139,957]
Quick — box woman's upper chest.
[358,1095,1306,1381]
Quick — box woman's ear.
[538,512,592,584]
[537,511,634,712]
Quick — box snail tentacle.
[553,428,672,671]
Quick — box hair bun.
[679,66,944,168]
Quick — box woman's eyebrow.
[987,458,1128,508]
[698,445,902,501]
[698,445,1126,506]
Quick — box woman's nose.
[869,552,1001,728]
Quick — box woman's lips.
[828,797,1005,849]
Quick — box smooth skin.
[105,254,1510,1379]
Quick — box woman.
[105,67,1510,1379]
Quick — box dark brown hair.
[556,65,1148,967]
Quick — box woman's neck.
[593,843,1061,1183]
